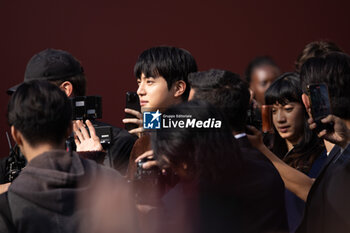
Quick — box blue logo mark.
[143,110,162,129]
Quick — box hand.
[73,120,103,152]
[0,183,10,194]
[122,108,144,137]
[246,125,264,151]
[135,150,159,169]
[309,115,350,148]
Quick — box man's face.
[250,65,280,106]
[137,73,177,112]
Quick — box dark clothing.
[296,145,350,233]
[236,136,288,233]
[0,157,7,184]
[158,181,242,233]
[92,121,137,175]
[284,150,327,233]
[0,150,123,233]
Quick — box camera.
[69,96,112,148]
[70,96,102,120]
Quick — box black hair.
[7,80,72,146]
[50,73,87,96]
[134,46,198,100]
[244,56,280,84]
[189,69,250,132]
[295,41,343,73]
[151,100,242,185]
[300,52,350,119]
[265,72,324,173]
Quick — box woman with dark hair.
[151,100,243,233]
[265,72,326,233]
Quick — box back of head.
[7,48,86,96]
[189,69,250,132]
[295,41,343,73]
[152,100,241,184]
[134,46,198,100]
[300,52,350,119]
[8,80,72,146]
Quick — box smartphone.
[307,83,333,132]
[125,92,141,131]
[261,105,273,133]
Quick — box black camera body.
[70,96,102,120]
[135,157,162,182]
[5,145,26,182]
[69,96,112,148]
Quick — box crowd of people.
[0,41,349,233]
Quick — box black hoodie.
[1,150,123,233]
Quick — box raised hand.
[73,120,103,152]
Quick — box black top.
[235,136,289,233]
[296,145,350,233]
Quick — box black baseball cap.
[7,48,84,95]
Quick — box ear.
[11,125,23,146]
[173,80,186,98]
[248,88,254,104]
[302,93,312,117]
[59,81,74,97]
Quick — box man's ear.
[11,125,23,146]
[302,93,312,117]
[173,80,186,98]
[59,81,74,97]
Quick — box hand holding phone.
[307,83,334,133]
[123,92,144,135]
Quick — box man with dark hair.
[123,46,198,179]
[0,80,126,233]
[188,69,288,233]
[5,48,136,175]
[295,40,343,73]
[249,52,350,233]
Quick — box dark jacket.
[0,150,124,233]
[296,145,350,233]
[236,136,288,233]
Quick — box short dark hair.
[50,73,87,96]
[152,100,242,184]
[245,56,280,84]
[8,80,72,146]
[189,69,250,132]
[134,46,198,100]
[265,72,324,173]
[300,52,350,119]
[295,41,342,73]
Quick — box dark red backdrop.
[1,0,349,156]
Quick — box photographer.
[6,48,136,175]
[0,80,127,233]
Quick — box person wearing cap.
[0,80,136,233]
[3,49,136,181]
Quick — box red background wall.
[0,0,349,155]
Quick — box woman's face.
[272,102,305,145]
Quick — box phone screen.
[125,92,140,131]
[308,84,331,121]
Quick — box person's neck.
[285,137,302,152]
[23,142,65,162]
